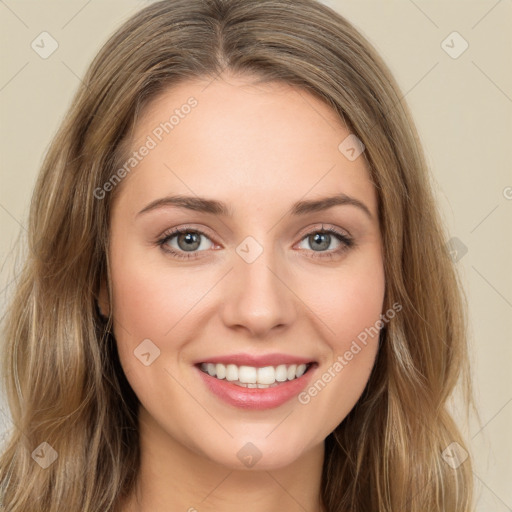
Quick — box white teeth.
[286,364,297,380]
[200,362,311,385]
[275,364,288,382]
[216,363,226,379]
[220,380,279,389]
[238,366,257,384]
[296,364,307,378]
[257,366,276,385]
[225,364,238,382]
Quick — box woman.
[0,0,474,510]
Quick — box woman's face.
[103,73,385,470]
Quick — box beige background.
[1,1,511,509]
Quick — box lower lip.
[195,364,317,410]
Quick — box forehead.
[115,74,377,219]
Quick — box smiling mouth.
[197,362,316,388]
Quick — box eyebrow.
[136,193,373,220]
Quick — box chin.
[195,430,315,471]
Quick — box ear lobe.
[97,277,110,317]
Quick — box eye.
[156,224,355,261]
[295,225,354,260]
[157,227,215,260]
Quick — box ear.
[97,277,110,317]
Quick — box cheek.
[109,246,201,341]
[296,278,384,427]
[300,259,385,349]
[108,248,197,408]
[296,256,385,410]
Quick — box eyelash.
[156,225,355,261]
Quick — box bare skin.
[100,72,385,512]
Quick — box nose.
[220,242,297,339]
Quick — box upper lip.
[196,353,316,367]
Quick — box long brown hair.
[0,0,474,510]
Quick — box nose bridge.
[220,234,296,337]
